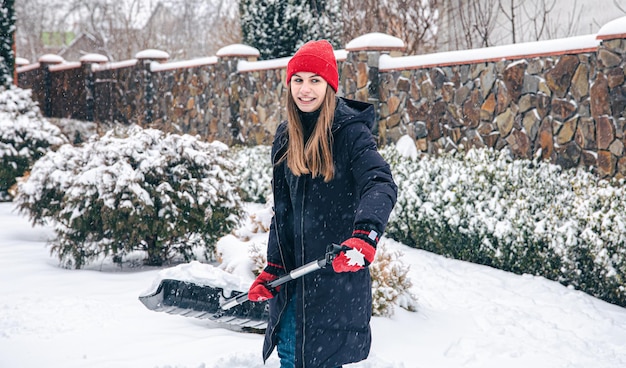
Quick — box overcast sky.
[550,0,624,34]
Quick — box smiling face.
[289,72,328,112]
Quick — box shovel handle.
[220,243,345,310]
[221,292,251,310]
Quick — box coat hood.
[332,97,376,133]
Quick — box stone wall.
[593,36,626,177]
[16,17,626,178]
[149,59,221,139]
[377,31,626,178]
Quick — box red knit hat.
[286,40,339,92]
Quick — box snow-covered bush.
[0,87,67,200]
[248,242,267,277]
[382,145,626,307]
[0,85,41,116]
[15,125,244,268]
[48,117,100,145]
[230,145,272,203]
[370,242,417,317]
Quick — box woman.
[248,40,397,368]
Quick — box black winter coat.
[262,97,397,367]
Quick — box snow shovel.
[138,243,344,332]
[220,243,344,310]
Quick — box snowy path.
[1,202,626,368]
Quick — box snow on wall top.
[49,62,82,72]
[238,56,291,72]
[597,16,626,40]
[38,54,64,64]
[79,54,109,63]
[237,49,347,73]
[346,32,405,52]
[16,63,40,73]
[135,49,169,60]
[15,57,29,66]
[380,34,599,71]
[91,59,138,73]
[150,57,218,72]
[216,44,260,58]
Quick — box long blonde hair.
[281,85,337,182]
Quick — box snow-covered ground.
[1,201,626,368]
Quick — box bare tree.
[145,0,240,59]
[498,0,523,43]
[342,0,439,55]
[468,0,500,47]
[541,0,582,40]
[212,0,241,49]
[15,0,68,62]
[16,0,239,62]
[438,0,587,51]
[438,0,499,50]
[56,0,154,61]
[499,0,583,43]
[520,0,557,41]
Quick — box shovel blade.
[139,279,269,332]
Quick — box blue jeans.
[276,294,342,368]
[276,293,296,368]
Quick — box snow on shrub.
[230,145,272,203]
[382,144,626,307]
[15,125,244,268]
[370,241,418,317]
[0,86,67,200]
[48,117,100,145]
[0,85,41,116]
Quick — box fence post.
[342,33,405,143]
[595,18,626,178]
[216,44,260,145]
[79,53,108,122]
[37,54,64,117]
[135,49,169,125]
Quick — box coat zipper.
[267,143,290,360]
[299,178,307,367]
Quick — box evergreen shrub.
[0,87,67,200]
[16,125,244,268]
[370,242,418,316]
[382,146,626,307]
[231,145,272,203]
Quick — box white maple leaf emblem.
[345,248,365,267]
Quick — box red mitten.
[248,269,279,302]
[332,231,378,273]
